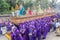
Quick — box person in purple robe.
[37,26,42,40]
[44,17,51,32]
[32,28,37,40]
[29,24,36,40]
[24,22,29,40]
[42,23,48,39]
[35,19,41,40]
[47,21,51,32]
[28,25,34,40]
[11,26,23,40]
[4,21,12,31]
[51,15,58,20]
[11,26,16,40]
[20,24,27,40]
[11,31,16,40]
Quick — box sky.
[49,0,60,4]
[56,0,60,3]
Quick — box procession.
[0,0,60,40]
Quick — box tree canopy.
[0,0,58,14]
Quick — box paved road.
[45,32,60,40]
[0,32,60,40]
[0,35,8,40]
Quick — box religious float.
[10,13,56,24]
[9,13,58,40]
[6,5,57,40]
[1,2,58,40]
[1,12,57,40]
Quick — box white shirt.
[1,26,7,34]
[12,12,15,16]
[56,22,60,27]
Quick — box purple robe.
[15,30,23,40]
[11,27,23,40]
[24,22,29,40]
[32,29,37,40]
[28,25,34,40]
[11,32,16,40]
[0,23,3,27]
[42,23,48,39]
[4,21,12,31]
[29,28,33,40]
[19,23,28,40]
[37,26,41,40]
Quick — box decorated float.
[0,0,59,40]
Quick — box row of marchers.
[0,15,58,40]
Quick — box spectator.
[51,18,57,32]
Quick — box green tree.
[40,0,48,10]
[49,0,57,8]
[0,0,10,13]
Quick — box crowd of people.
[0,14,58,40]
[51,18,60,36]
